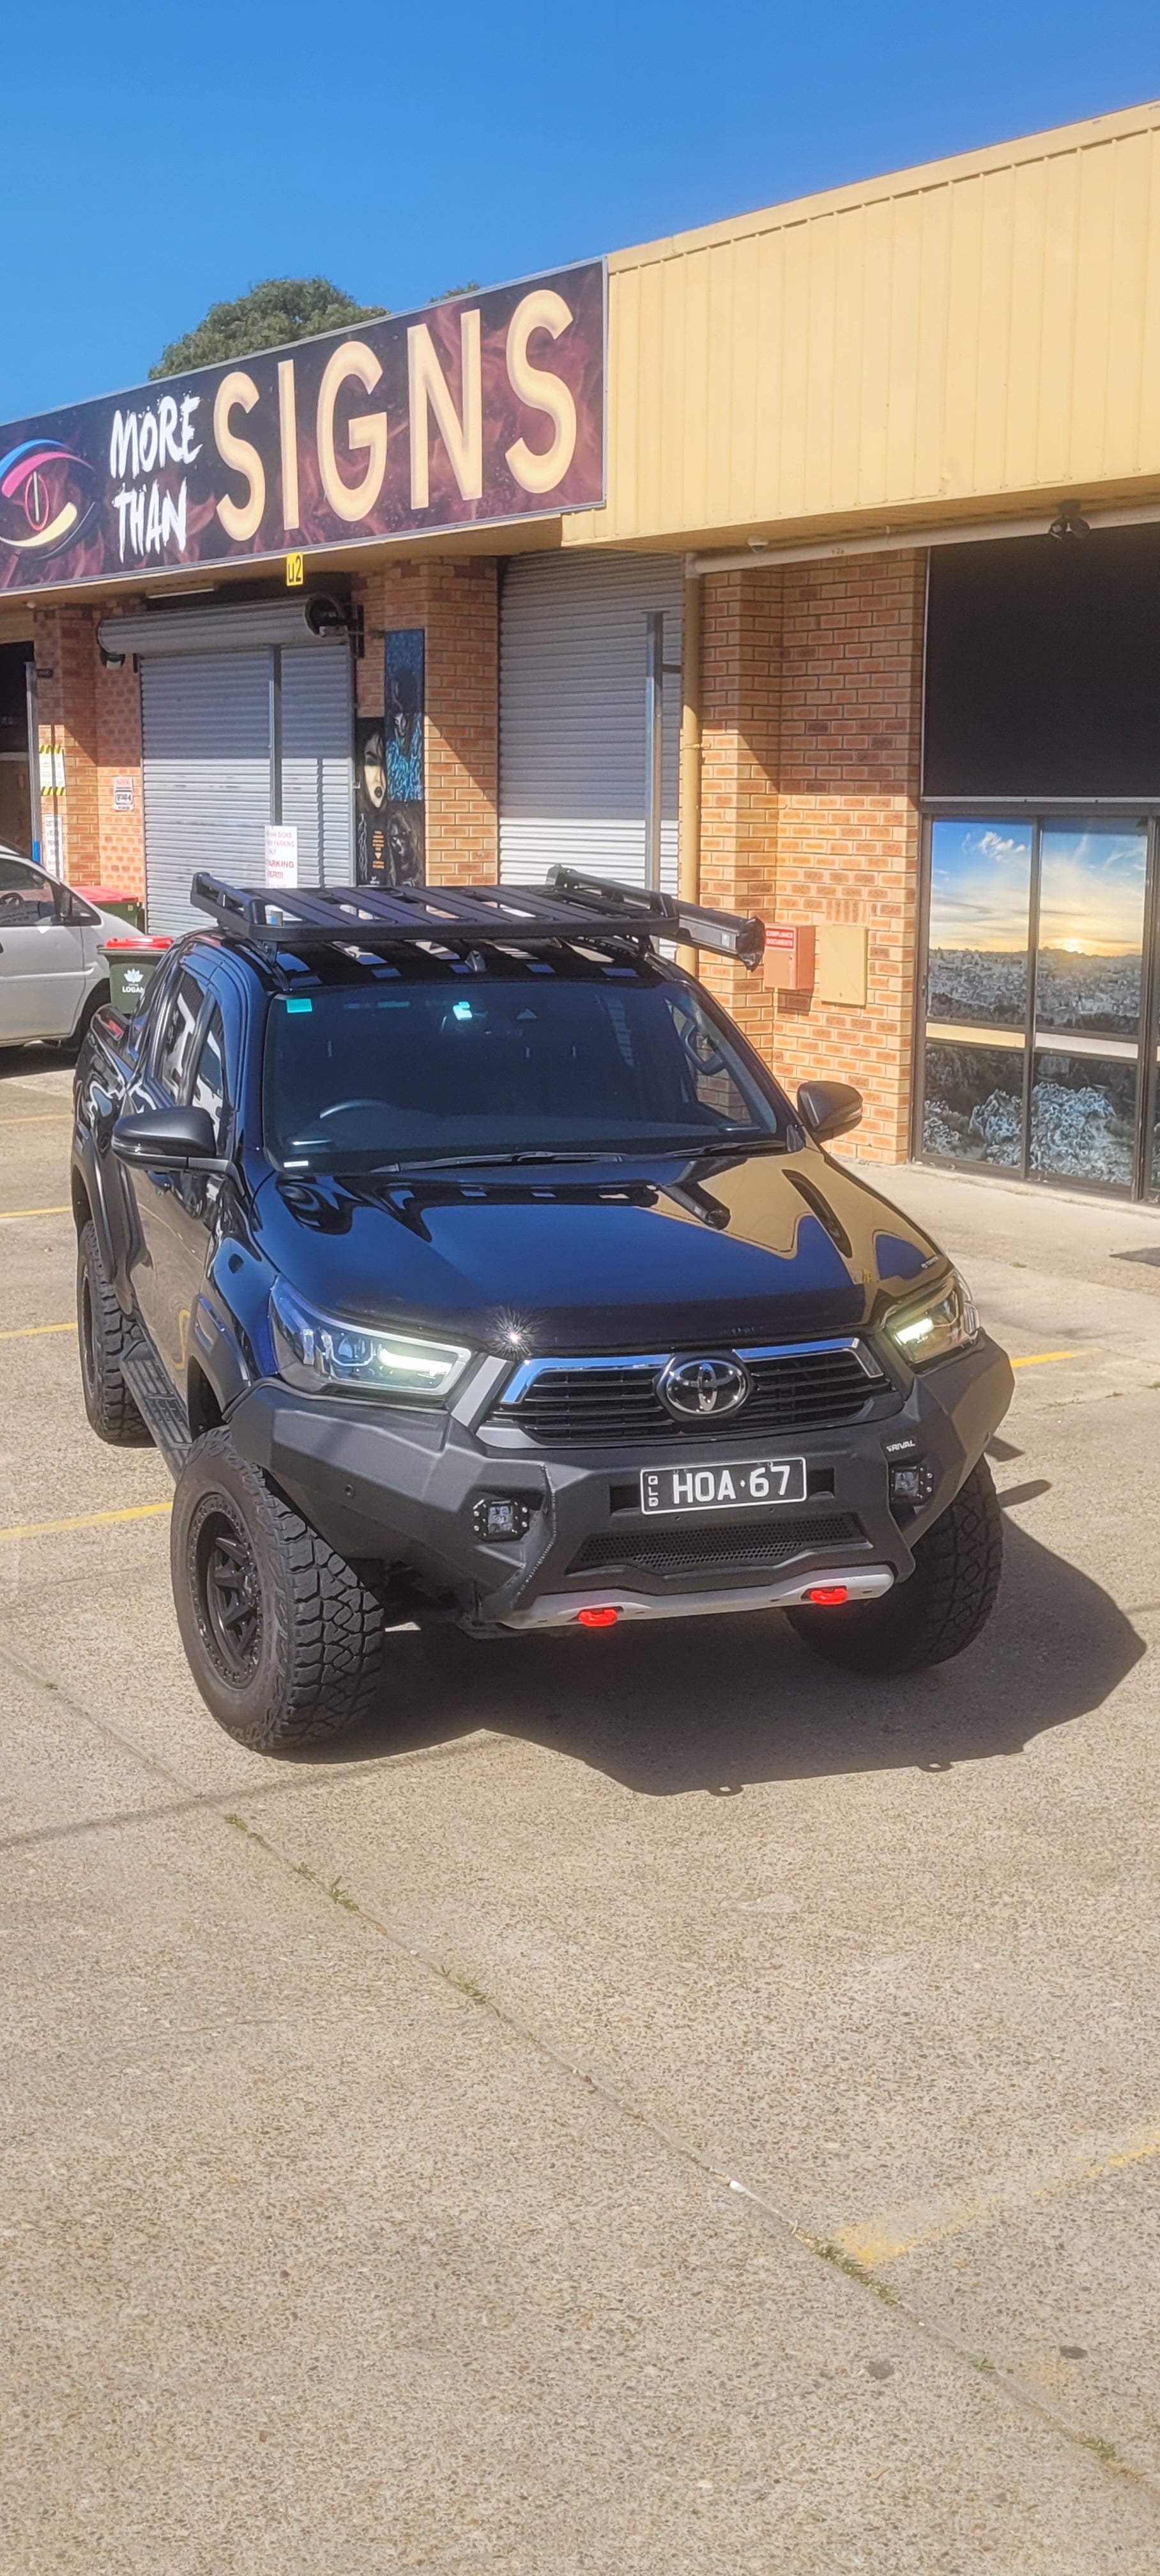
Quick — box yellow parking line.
[0,1501,171,1545]
[830,2119,1160,2269]
[0,1205,72,1222]
[0,1114,73,1124]
[0,1321,73,1342]
[1011,1349,1083,1368]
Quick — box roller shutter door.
[498,553,682,890]
[282,643,355,889]
[141,642,353,935]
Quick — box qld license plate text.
[639,1458,807,1514]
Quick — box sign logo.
[657,1355,751,1420]
[0,439,100,556]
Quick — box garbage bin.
[100,937,172,1016]
[74,885,146,930]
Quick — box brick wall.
[351,555,498,885]
[32,599,145,896]
[39,556,498,906]
[93,625,145,896]
[696,551,925,1162]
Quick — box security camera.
[304,594,351,636]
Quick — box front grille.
[494,1345,881,1446]
[568,1514,864,1578]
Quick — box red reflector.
[805,1584,849,1607]
[577,1606,619,1628]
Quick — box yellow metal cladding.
[565,99,1160,551]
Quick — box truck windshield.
[263,970,791,1170]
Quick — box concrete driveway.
[3,1045,1160,2573]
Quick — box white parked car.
[0,847,148,1050]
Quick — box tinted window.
[0,854,55,924]
[189,1005,229,1149]
[263,969,788,1170]
[926,525,1160,798]
[155,970,205,1100]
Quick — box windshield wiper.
[369,1149,625,1174]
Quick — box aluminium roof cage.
[188,867,767,970]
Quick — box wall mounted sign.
[264,823,299,887]
[0,262,606,595]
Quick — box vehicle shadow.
[310,1520,1145,1795]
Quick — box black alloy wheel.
[192,1499,263,1685]
[171,1429,388,1751]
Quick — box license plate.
[639,1457,807,1515]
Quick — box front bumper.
[227,1332,1013,1634]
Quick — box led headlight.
[270,1279,471,1400]
[884,1272,979,1370]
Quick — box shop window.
[921,817,1156,1197]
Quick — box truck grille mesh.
[568,1514,864,1577]
[494,1347,878,1446]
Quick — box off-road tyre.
[171,1428,387,1751]
[76,1219,149,1445]
[787,1454,1002,1676]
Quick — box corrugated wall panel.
[141,643,353,932]
[282,643,354,889]
[141,652,270,935]
[561,101,1160,548]
[498,553,682,891]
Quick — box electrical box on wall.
[815,923,869,1006]
[763,924,816,990]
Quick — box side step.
[121,1337,194,1477]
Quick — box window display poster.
[377,629,425,887]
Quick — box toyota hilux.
[72,868,1013,1751]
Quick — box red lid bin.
[99,937,172,1015]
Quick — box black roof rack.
[189,866,766,970]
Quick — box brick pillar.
[32,601,100,884]
[693,550,925,1163]
[697,567,783,1068]
[93,612,145,899]
[351,554,498,888]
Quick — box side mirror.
[797,1080,863,1145]
[112,1105,228,1172]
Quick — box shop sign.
[0,263,606,595]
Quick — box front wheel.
[171,1429,387,1751]
[787,1455,1002,1676]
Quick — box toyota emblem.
[658,1354,751,1420]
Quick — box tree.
[150,278,388,380]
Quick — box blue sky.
[5,1,1160,423]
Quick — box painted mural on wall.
[355,717,388,887]
[0,264,606,594]
[381,630,425,886]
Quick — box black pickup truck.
[72,868,1013,1752]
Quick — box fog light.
[473,1496,531,1542]
[889,1459,936,1509]
[577,1606,619,1628]
[805,1584,849,1606]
